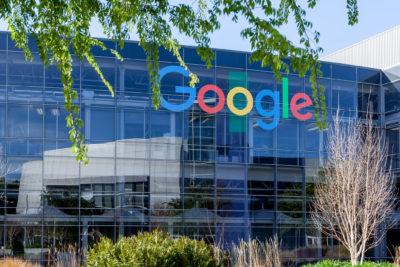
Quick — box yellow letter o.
[227,87,253,116]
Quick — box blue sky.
[89,1,400,57]
[2,1,399,57]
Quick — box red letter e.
[290,93,312,120]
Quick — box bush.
[303,260,394,267]
[85,230,218,267]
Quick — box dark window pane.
[159,47,179,63]
[0,33,7,50]
[216,51,246,68]
[8,35,38,52]
[183,47,214,65]
[117,41,146,60]
[0,51,6,85]
[357,67,380,84]
[332,64,356,81]
[91,40,116,57]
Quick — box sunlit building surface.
[0,30,398,264]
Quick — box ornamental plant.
[303,260,394,267]
[85,230,218,267]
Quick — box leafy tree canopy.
[0,0,359,163]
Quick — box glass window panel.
[216,114,246,163]
[91,40,116,57]
[358,83,379,119]
[248,165,274,213]
[320,62,331,78]
[305,78,331,109]
[45,186,80,216]
[45,58,80,88]
[8,35,38,52]
[7,104,43,138]
[44,106,69,139]
[216,51,246,68]
[250,149,275,164]
[6,156,43,195]
[277,198,303,219]
[183,47,214,65]
[118,109,147,140]
[277,75,303,103]
[44,156,79,190]
[0,103,5,137]
[116,92,150,108]
[247,70,275,94]
[332,80,356,111]
[43,225,79,250]
[44,140,73,153]
[44,86,77,105]
[159,47,179,62]
[117,42,146,60]
[304,120,320,151]
[81,158,115,180]
[382,72,391,84]
[8,86,43,103]
[84,107,115,141]
[7,139,42,156]
[357,67,380,84]
[277,166,303,185]
[0,51,6,85]
[251,117,275,149]
[122,61,149,93]
[8,52,43,87]
[150,111,171,138]
[151,194,182,217]
[385,82,400,113]
[0,32,6,50]
[278,150,303,166]
[332,64,356,81]
[247,54,273,71]
[81,89,115,107]
[277,119,301,151]
[81,57,116,91]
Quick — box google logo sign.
[160,66,313,130]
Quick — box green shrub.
[85,230,218,267]
[303,260,394,267]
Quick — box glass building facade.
[0,31,397,264]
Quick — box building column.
[317,229,322,260]
[82,220,88,258]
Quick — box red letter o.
[197,84,225,113]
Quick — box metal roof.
[321,25,400,70]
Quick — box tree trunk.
[351,256,358,266]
